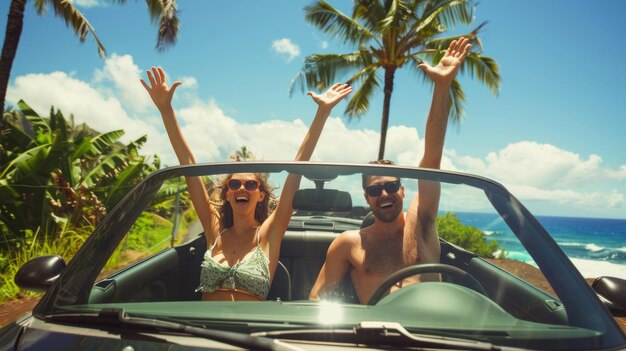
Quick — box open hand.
[140,66,182,111]
[419,37,471,85]
[307,83,353,110]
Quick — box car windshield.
[31,162,625,350]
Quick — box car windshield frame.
[31,161,626,348]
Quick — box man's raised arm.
[408,38,472,263]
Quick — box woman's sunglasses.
[227,179,260,191]
[365,180,401,197]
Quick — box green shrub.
[437,212,502,258]
[0,226,91,302]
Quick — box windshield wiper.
[255,321,502,351]
[45,308,303,351]
[356,322,501,350]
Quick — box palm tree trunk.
[0,0,27,114]
[378,66,396,160]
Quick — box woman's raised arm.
[140,66,219,244]
[263,83,353,243]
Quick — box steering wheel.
[367,263,487,305]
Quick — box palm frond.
[410,46,500,96]
[33,0,46,16]
[353,0,386,29]
[289,51,372,95]
[345,67,380,118]
[156,0,179,51]
[406,55,432,83]
[410,48,443,68]
[399,1,470,53]
[378,0,414,61]
[425,0,474,29]
[461,53,501,95]
[420,21,488,52]
[377,0,410,34]
[449,78,466,123]
[305,0,374,45]
[143,0,165,23]
[344,61,380,86]
[46,0,107,57]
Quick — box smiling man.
[309,38,472,304]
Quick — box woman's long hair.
[214,173,275,229]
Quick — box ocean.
[454,212,626,280]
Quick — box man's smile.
[378,199,395,209]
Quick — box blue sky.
[2,1,625,219]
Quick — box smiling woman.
[216,173,273,230]
[139,66,353,301]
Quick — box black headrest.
[292,189,352,212]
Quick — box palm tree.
[0,0,180,112]
[230,146,256,161]
[290,0,500,160]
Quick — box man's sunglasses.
[365,180,401,197]
[227,179,260,191]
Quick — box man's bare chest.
[354,236,410,276]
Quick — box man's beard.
[371,203,402,223]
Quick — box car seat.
[267,260,292,301]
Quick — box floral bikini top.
[196,228,271,299]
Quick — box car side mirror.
[15,255,66,292]
[592,276,626,316]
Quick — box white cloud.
[73,0,109,8]
[320,41,329,49]
[506,184,624,209]
[178,76,198,89]
[608,165,626,181]
[174,108,381,165]
[6,56,625,218]
[6,66,170,162]
[483,141,587,187]
[271,38,300,62]
[93,54,153,114]
[446,141,626,214]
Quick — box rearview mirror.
[15,255,66,293]
[293,189,352,212]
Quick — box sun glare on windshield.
[317,301,344,324]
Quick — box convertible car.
[2,162,625,350]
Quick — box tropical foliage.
[230,146,256,162]
[290,0,501,159]
[437,211,503,258]
[0,100,160,251]
[0,0,180,111]
[0,101,197,301]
